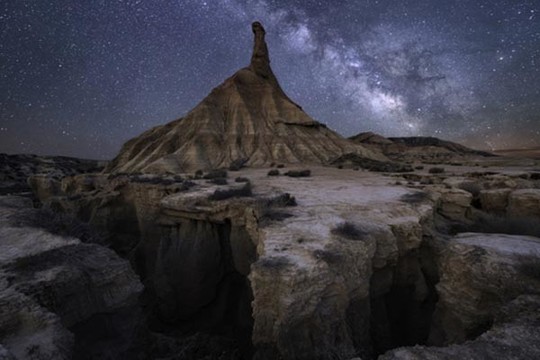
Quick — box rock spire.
[249,21,272,78]
[105,22,384,173]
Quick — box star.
[0,0,539,157]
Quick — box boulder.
[436,188,472,221]
[479,188,511,213]
[508,189,540,218]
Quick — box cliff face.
[26,163,540,359]
[105,23,383,174]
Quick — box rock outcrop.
[0,153,104,196]
[350,132,495,164]
[479,188,512,214]
[105,23,383,174]
[0,196,143,359]
[381,232,540,359]
[508,189,540,219]
[435,188,473,222]
[381,295,540,360]
[388,136,494,157]
[429,232,540,345]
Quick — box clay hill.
[351,131,495,163]
[105,22,382,174]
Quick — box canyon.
[1,21,539,359]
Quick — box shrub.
[235,177,250,183]
[257,193,297,226]
[266,193,297,207]
[400,191,430,204]
[277,164,285,168]
[428,167,445,174]
[228,158,248,171]
[331,221,367,241]
[208,177,228,185]
[261,211,293,222]
[208,182,252,201]
[267,169,280,176]
[203,169,228,179]
[285,169,311,178]
[415,165,424,170]
[195,170,203,178]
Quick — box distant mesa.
[350,131,395,146]
[351,131,496,163]
[105,22,383,174]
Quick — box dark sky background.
[1,0,539,159]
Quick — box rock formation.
[381,295,540,359]
[105,22,382,174]
[0,153,104,196]
[350,132,495,163]
[0,196,143,359]
[24,158,540,359]
[429,232,540,345]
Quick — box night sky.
[1,0,539,159]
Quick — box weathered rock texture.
[0,196,143,359]
[105,23,383,174]
[382,233,540,359]
[27,171,258,356]
[381,295,540,360]
[27,164,540,359]
[508,189,540,219]
[430,233,540,345]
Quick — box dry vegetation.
[208,182,252,201]
[285,169,311,177]
[331,221,367,241]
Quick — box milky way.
[1,0,539,159]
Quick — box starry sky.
[1,0,539,159]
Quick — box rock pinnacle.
[249,21,273,79]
